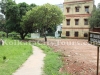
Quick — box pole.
[97,47,99,75]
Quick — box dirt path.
[13,46,46,75]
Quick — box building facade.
[61,0,94,38]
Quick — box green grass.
[0,39,32,75]
[35,43,70,75]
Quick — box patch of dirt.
[37,38,100,75]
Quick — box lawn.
[0,39,32,75]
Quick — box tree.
[0,0,7,15]
[29,3,37,10]
[89,3,100,28]
[0,15,5,31]
[13,2,30,39]
[0,0,37,39]
[13,3,37,39]
[0,0,16,38]
[22,3,63,42]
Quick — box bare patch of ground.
[37,38,99,75]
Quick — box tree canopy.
[21,3,63,41]
[89,3,100,28]
[0,1,63,40]
[0,0,37,39]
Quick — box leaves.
[89,9,100,28]
[0,0,37,39]
[21,3,63,35]
[89,4,100,28]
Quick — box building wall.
[61,0,94,38]
[31,33,40,39]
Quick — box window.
[66,31,70,36]
[84,33,88,37]
[66,19,70,25]
[84,19,88,25]
[75,19,79,25]
[75,7,79,12]
[66,7,70,13]
[74,32,78,37]
[85,6,89,13]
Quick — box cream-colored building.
[61,0,94,38]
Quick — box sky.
[15,0,63,5]
[15,0,100,6]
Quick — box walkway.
[13,46,46,75]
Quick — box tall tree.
[0,0,37,39]
[0,0,16,37]
[22,3,63,42]
[89,3,100,28]
[14,2,30,39]
[18,3,37,39]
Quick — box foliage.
[0,31,6,37]
[0,39,32,75]
[0,0,14,37]
[35,44,69,75]
[0,0,8,15]
[0,17,5,31]
[0,0,37,39]
[22,3,63,41]
[29,3,37,10]
[89,3,100,28]
[8,2,32,39]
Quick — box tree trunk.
[44,33,47,42]
[6,32,8,38]
[20,32,28,40]
[20,33,25,40]
[43,28,47,42]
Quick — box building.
[31,33,40,39]
[55,23,62,38]
[61,0,94,38]
[55,4,63,38]
[55,24,62,38]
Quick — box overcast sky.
[15,0,63,5]
[15,0,100,6]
